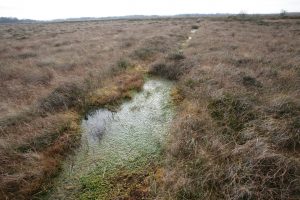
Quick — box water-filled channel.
[47,78,174,199]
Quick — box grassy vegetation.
[1,15,299,199]
[0,19,191,199]
[78,150,165,199]
[159,17,300,200]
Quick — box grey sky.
[1,0,299,20]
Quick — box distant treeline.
[1,12,300,24]
[0,17,37,24]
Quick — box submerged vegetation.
[0,15,299,199]
[64,79,174,200]
[0,18,189,199]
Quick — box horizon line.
[1,11,299,22]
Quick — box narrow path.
[180,28,198,49]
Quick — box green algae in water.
[47,79,174,199]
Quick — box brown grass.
[160,17,300,200]
[0,112,80,199]
[2,16,298,200]
[0,18,191,199]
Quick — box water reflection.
[47,78,174,199]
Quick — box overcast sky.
[1,0,299,20]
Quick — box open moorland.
[0,15,299,199]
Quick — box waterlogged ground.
[46,78,174,199]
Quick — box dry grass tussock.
[0,19,192,199]
[160,17,300,199]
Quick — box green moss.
[79,174,111,200]
[78,156,162,199]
